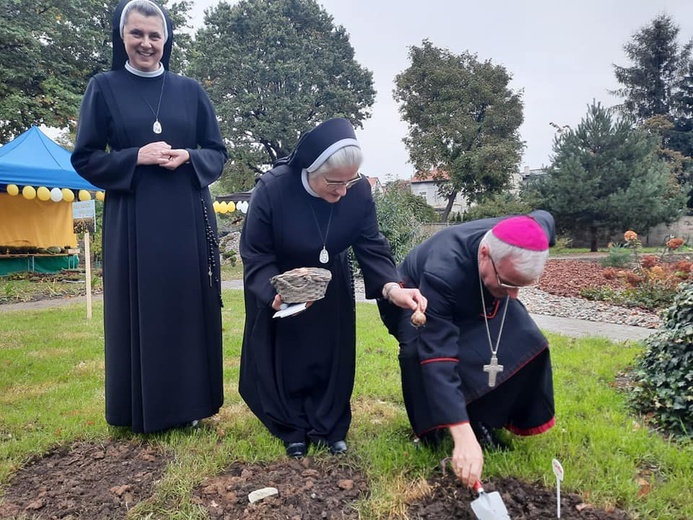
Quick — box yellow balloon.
[7,184,19,196]
[96,191,105,201]
[22,186,37,200]
[37,186,51,201]
[212,200,220,212]
[218,201,228,214]
[78,190,91,201]
[227,201,236,212]
[61,188,75,202]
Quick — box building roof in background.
[412,167,449,182]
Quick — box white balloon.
[50,187,63,202]
[238,201,249,214]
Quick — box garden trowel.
[470,480,511,520]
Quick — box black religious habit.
[71,0,227,432]
[239,131,398,445]
[378,210,557,438]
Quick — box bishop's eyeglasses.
[489,255,536,289]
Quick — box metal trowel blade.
[470,482,511,520]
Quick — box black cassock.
[379,210,556,438]
[239,166,398,444]
[71,69,227,433]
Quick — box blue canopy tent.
[0,126,100,274]
[0,126,97,190]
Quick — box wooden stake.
[84,230,92,320]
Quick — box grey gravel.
[351,278,661,330]
[518,287,661,329]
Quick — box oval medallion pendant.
[153,120,162,134]
[319,247,329,264]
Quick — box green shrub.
[373,184,428,265]
[582,285,677,312]
[349,185,431,279]
[600,245,633,268]
[620,281,679,311]
[221,249,237,266]
[630,281,693,437]
[581,268,681,311]
[551,236,573,253]
[580,286,618,302]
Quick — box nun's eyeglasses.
[489,255,536,289]
[323,172,362,189]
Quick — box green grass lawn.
[0,263,240,305]
[1,291,692,519]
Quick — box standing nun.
[239,118,426,458]
[71,0,228,433]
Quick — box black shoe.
[329,440,347,455]
[285,442,307,458]
[472,422,509,451]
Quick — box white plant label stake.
[552,458,564,518]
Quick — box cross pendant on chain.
[483,355,504,387]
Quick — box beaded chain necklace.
[200,195,222,306]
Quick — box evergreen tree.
[613,14,693,208]
[613,14,692,121]
[668,59,693,172]
[529,102,686,251]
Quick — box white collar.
[124,62,165,78]
[301,169,320,198]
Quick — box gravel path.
[352,271,662,331]
[519,286,661,329]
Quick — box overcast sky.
[188,0,693,181]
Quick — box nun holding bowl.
[239,118,426,459]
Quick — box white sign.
[72,200,96,219]
[552,458,564,481]
[552,458,564,518]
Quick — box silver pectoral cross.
[483,355,504,387]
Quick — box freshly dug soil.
[0,440,168,519]
[0,438,632,519]
[190,457,368,519]
[407,473,630,519]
